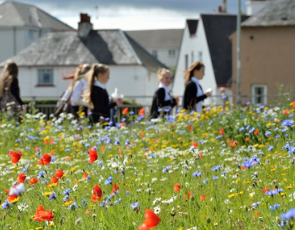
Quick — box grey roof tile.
[0,1,73,30]
[243,0,295,27]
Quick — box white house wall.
[173,18,218,106]
[146,47,179,69]
[0,26,50,63]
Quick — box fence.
[28,94,291,119]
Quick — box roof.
[125,29,183,49]
[186,19,199,36]
[243,0,295,27]
[0,29,166,72]
[201,14,249,86]
[0,1,73,30]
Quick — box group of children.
[0,60,211,122]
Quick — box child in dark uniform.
[83,63,122,124]
[150,68,179,118]
[183,62,211,113]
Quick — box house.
[0,14,166,106]
[0,0,73,63]
[125,29,183,70]
[173,14,249,105]
[231,0,295,105]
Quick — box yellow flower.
[48,183,58,188]
[42,192,52,196]
[239,191,244,195]
[35,227,43,230]
[271,169,276,172]
[64,200,73,206]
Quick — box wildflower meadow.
[2,102,295,230]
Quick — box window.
[168,49,175,58]
[152,50,158,58]
[185,54,189,70]
[251,85,267,105]
[198,51,203,62]
[38,69,54,85]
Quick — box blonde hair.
[157,68,171,81]
[83,63,109,109]
[184,61,204,85]
[0,60,18,100]
[69,64,91,91]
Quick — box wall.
[146,47,180,69]
[0,26,49,63]
[173,18,218,105]
[231,26,295,104]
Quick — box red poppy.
[192,142,198,148]
[122,107,128,115]
[51,176,58,184]
[112,183,119,194]
[219,128,224,135]
[119,150,123,156]
[245,137,249,142]
[38,154,51,165]
[261,187,270,194]
[183,190,193,200]
[174,183,180,192]
[187,125,193,131]
[139,108,145,116]
[17,173,26,183]
[83,173,89,180]
[55,169,65,179]
[138,209,161,230]
[7,194,18,202]
[230,140,238,148]
[254,129,259,135]
[200,195,206,201]
[283,110,290,115]
[88,148,98,164]
[91,184,102,202]
[29,178,38,184]
[9,150,22,163]
[33,205,55,222]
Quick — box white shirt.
[71,79,87,106]
[61,79,88,106]
[191,77,203,113]
[93,80,106,89]
[158,82,171,101]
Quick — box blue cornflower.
[203,178,208,184]
[114,198,122,204]
[22,166,28,173]
[269,203,280,210]
[162,166,171,173]
[1,200,10,209]
[105,177,113,185]
[97,161,103,166]
[63,188,71,196]
[249,128,255,134]
[213,176,218,180]
[252,202,260,208]
[192,171,202,177]
[63,195,70,201]
[125,139,130,146]
[82,199,86,206]
[281,208,295,219]
[211,166,221,171]
[265,131,271,137]
[239,127,245,131]
[37,171,45,179]
[281,120,294,127]
[268,146,274,151]
[131,202,140,210]
[49,192,56,201]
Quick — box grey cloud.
[12,0,249,14]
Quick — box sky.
[0,0,249,30]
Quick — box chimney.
[222,0,227,13]
[218,6,223,13]
[78,13,93,38]
[246,0,268,16]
